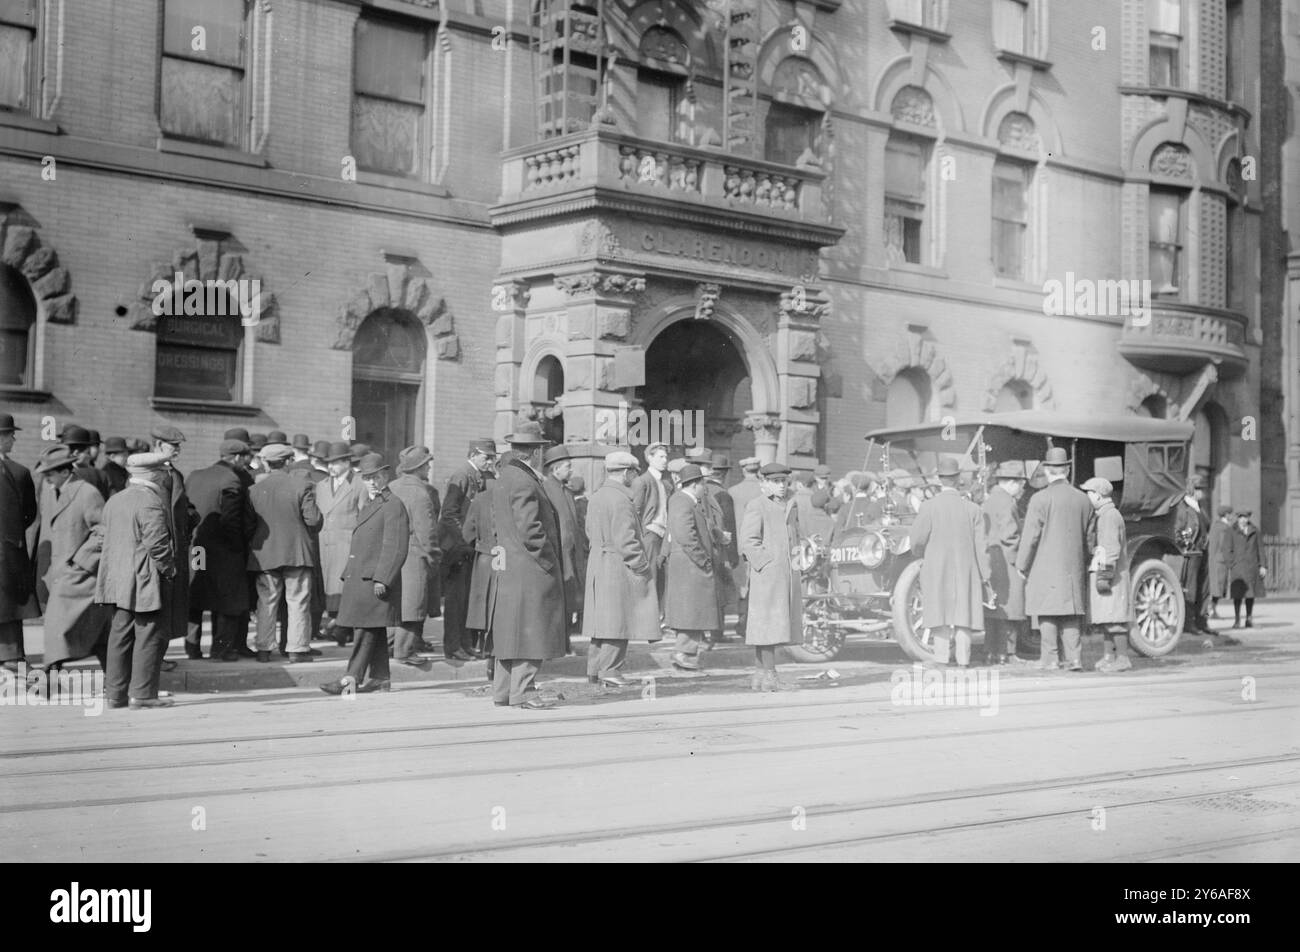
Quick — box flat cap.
[739,456,760,469]
[935,457,961,478]
[604,451,638,471]
[760,462,792,477]
[645,442,669,456]
[126,452,168,474]
[1217,505,1234,517]
[814,464,831,478]
[259,443,294,462]
[1081,476,1113,497]
[220,439,249,456]
[468,438,497,456]
[150,425,187,444]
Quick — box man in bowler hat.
[387,446,441,665]
[186,440,256,661]
[665,464,719,671]
[100,437,131,497]
[0,413,37,669]
[439,438,497,660]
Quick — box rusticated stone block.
[435,335,460,360]
[44,294,77,324]
[788,376,818,409]
[129,301,158,332]
[567,309,595,341]
[494,363,514,397]
[2,227,37,267]
[786,422,818,455]
[19,246,57,282]
[32,267,69,299]
[367,272,389,310]
[787,330,817,361]
[596,307,630,340]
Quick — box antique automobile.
[789,411,1194,664]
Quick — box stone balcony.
[493,127,842,246]
[1117,301,1249,377]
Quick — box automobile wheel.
[890,559,940,663]
[1129,558,1184,657]
[785,616,846,663]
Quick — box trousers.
[254,567,313,654]
[105,607,167,703]
[441,559,472,655]
[493,658,540,706]
[586,639,627,678]
[932,626,973,666]
[1038,615,1082,665]
[345,627,391,684]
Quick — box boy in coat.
[908,457,990,668]
[1228,510,1265,628]
[582,451,659,687]
[665,464,719,671]
[322,454,409,694]
[1083,478,1133,673]
[740,462,802,690]
[95,453,177,708]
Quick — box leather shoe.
[288,652,313,663]
[599,675,632,688]
[319,677,356,695]
[160,659,178,671]
[128,696,175,709]
[256,650,271,663]
[356,678,390,693]
[671,651,700,671]
[233,644,257,658]
[514,697,555,710]
[212,649,240,662]
[184,644,204,660]
[397,656,427,667]
[446,649,474,662]
[307,647,323,656]
[587,676,600,684]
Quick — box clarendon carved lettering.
[639,229,815,277]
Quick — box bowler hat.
[248,434,268,449]
[86,429,101,445]
[126,452,167,474]
[760,462,792,478]
[103,436,129,454]
[397,445,433,473]
[992,460,1027,480]
[311,440,331,458]
[505,421,550,446]
[468,438,497,457]
[150,425,187,444]
[349,443,371,461]
[0,413,21,433]
[60,425,92,447]
[265,431,289,446]
[224,428,251,443]
[543,444,571,466]
[814,464,831,478]
[1081,476,1113,497]
[291,433,311,451]
[35,445,76,473]
[678,463,705,486]
[604,451,638,471]
[1043,447,1070,466]
[711,453,731,471]
[219,439,249,457]
[935,457,961,478]
[322,441,352,463]
[357,453,389,477]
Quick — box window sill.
[996,50,1052,71]
[1118,86,1252,121]
[887,19,951,44]
[0,111,61,135]
[0,386,53,403]
[157,136,270,168]
[150,397,262,417]
[994,277,1043,293]
[888,261,948,279]
[354,170,451,198]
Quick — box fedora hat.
[0,413,21,434]
[291,433,311,450]
[1043,447,1070,466]
[543,444,571,466]
[103,436,129,454]
[397,445,432,473]
[678,463,705,486]
[356,453,389,477]
[992,460,1027,480]
[934,457,961,478]
[711,453,731,471]
[35,445,76,474]
[505,421,551,446]
[322,441,352,463]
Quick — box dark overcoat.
[909,488,988,631]
[1016,478,1092,618]
[1086,501,1131,625]
[100,460,129,498]
[462,483,497,633]
[581,479,659,641]
[1207,518,1232,599]
[95,481,175,614]
[316,472,362,600]
[981,485,1026,620]
[544,473,586,613]
[0,455,38,624]
[1228,523,1264,599]
[38,477,110,665]
[388,473,439,622]
[158,463,195,639]
[740,493,801,645]
[488,458,567,660]
[423,482,442,615]
[664,489,719,631]
[186,460,255,613]
[1174,498,1212,600]
[438,461,491,564]
[336,487,409,629]
[248,469,322,570]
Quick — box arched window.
[534,354,564,405]
[1138,394,1169,418]
[764,57,826,167]
[637,25,690,143]
[994,380,1032,412]
[0,265,36,387]
[886,368,932,426]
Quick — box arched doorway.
[640,319,751,462]
[350,308,426,461]
[0,265,37,387]
[531,354,565,444]
[1192,401,1229,506]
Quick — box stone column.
[743,411,782,466]
[775,284,830,469]
[492,279,531,443]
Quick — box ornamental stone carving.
[997,112,1040,155]
[1150,142,1194,179]
[335,260,455,358]
[694,282,721,321]
[891,85,936,127]
[579,220,623,259]
[0,209,78,324]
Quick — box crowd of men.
[0,411,817,710]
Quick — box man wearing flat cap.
[1206,504,1234,621]
[1083,477,1133,672]
[0,413,38,669]
[1174,473,1214,635]
[438,437,497,661]
[981,460,1029,665]
[322,454,409,695]
[909,457,990,669]
[95,453,178,708]
[664,463,719,671]
[489,421,566,708]
[727,456,763,638]
[581,451,659,687]
[99,437,131,498]
[151,425,196,659]
[387,446,441,665]
[33,445,110,671]
[185,440,256,661]
[248,443,322,663]
[315,440,364,646]
[1015,447,1093,671]
[543,444,588,639]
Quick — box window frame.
[1147,0,1185,89]
[1148,185,1187,299]
[0,0,41,116]
[991,157,1032,281]
[0,263,37,389]
[152,303,246,405]
[884,133,930,266]
[635,65,687,145]
[350,11,432,179]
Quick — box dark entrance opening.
[350,308,426,461]
[640,319,752,473]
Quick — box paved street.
[3,604,1299,863]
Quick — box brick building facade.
[0,0,1279,521]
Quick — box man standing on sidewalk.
[96,453,177,709]
[583,451,658,688]
[1016,447,1092,671]
[439,439,497,660]
[186,440,255,662]
[543,444,586,639]
[981,461,1029,665]
[248,444,322,663]
[665,464,719,672]
[631,442,672,604]
[0,414,38,670]
[316,441,363,646]
[388,446,440,666]
[727,456,762,639]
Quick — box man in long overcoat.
[630,442,672,602]
[34,446,110,669]
[95,453,177,708]
[489,423,566,709]
[1228,510,1264,628]
[1015,447,1092,671]
[582,451,659,687]
[322,454,409,695]
[727,456,762,638]
[740,462,801,690]
[665,464,719,671]
[439,438,497,660]
[388,446,440,665]
[703,453,739,633]
[981,461,1028,665]
[542,445,586,640]
[909,457,990,668]
[1174,474,1213,635]
[462,478,498,674]
[0,413,38,668]
[1206,505,1234,620]
[1083,477,1133,673]
[315,441,363,646]
[185,440,255,661]
[151,427,195,666]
